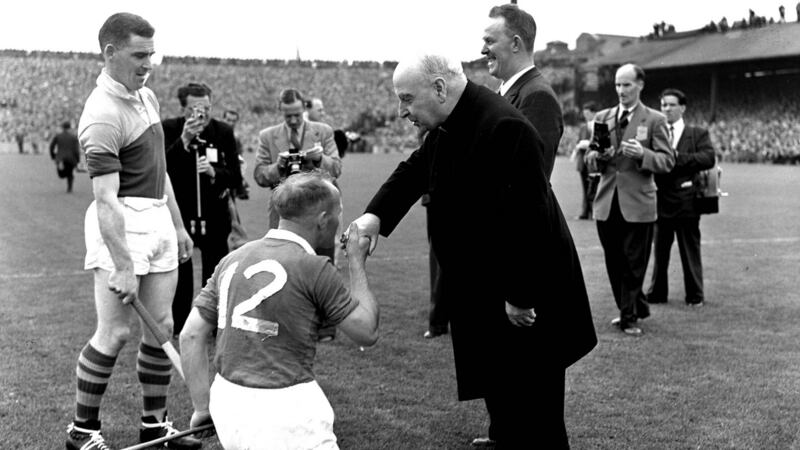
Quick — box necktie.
[619,109,630,130]
[669,125,675,146]
[290,127,302,151]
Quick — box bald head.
[615,63,645,109]
[393,54,468,131]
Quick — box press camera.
[589,122,611,153]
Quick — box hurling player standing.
[482,4,563,180]
[181,172,379,449]
[349,54,596,448]
[67,13,200,450]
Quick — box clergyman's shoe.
[471,436,497,447]
[423,329,447,339]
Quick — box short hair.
[177,83,212,107]
[98,12,154,52]
[417,54,466,84]
[279,89,304,106]
[581,101,598,112]
[489,4,537,54]
[272,171,338,221]
[61,121,72,130]
[660,88,687,106]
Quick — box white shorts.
[84,196,178,275]
[210,374,338,450]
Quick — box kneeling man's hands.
[342,213,380,255]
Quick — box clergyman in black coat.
[347,54,596,448]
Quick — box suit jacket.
[253,120,341,188]
[50,130,81,165]
[655,125,715,219]
[365,81,596,400]
[592,104,675,223]
[163,117,241,237]
[502,67,564,180]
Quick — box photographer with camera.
[254,88,341,235]
[584,64,674,336]
[163,82,242,335]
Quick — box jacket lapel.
[502,67,540,103]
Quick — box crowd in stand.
[2,51,799,164]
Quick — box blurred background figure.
[572,101,599,220]
[49,121,81,193]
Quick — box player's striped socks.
[74,343,117,424]
[137,342,172,419]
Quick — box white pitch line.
[0,269,87,280]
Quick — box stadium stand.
[2,17,799,163]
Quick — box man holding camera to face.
[254,89,341,245]
[163,82,242,335]
[584,64,675,336]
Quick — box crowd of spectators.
[2,50,799,164]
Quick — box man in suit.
[646,89,715,307]
[254,88,341,236]
[348,53,596,448]
[482,3,563,180]
[49,121,81,193]
[585,64,675,336]
[163,82,242,335]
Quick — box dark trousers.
[579,171,598,218]
[173,234,230,335]
[647,217,704,303]
[596,196,653,326]
[484,368,569,449]
[427,244,448,334]
[426,206,448,334]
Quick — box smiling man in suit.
[254,88,342,233]
[646,89,715,307]
[585,63,675,336]
[482,3,563,180]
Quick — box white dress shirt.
[499,65,536,96]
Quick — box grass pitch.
[1,151,799,449]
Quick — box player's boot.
[139,413,202,449]
[66,420,116,450]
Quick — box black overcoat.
[366,81,597,400]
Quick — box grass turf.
[1,151,799,449]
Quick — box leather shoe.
[622,326,643,336]
[423,330,447,339]
[610,317,622,327]
[471,437,496,447]
[688,301,704,308]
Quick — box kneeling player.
[180,171,379,449]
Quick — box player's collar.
[97,68,142,102]
[265,229,317,255]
